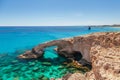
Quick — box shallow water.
[0,26,120,80]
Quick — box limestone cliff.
[18,32,120,80]
[63,46,120,80]
[61,32,120,80]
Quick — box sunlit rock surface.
[63,46,120,80]
[61,32,120,80]
[19,32,120,80]
[90,46,120,80]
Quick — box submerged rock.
[21,66,27,71]
[38,74,44,79]
[3,69,12,73]
[13,77,20,80]
[33,67,39,72]
[12,67,21,71]
[42,62,52,66]
[0,53,8,58]
[41,77,49,80]
[29,62,36,66]
[11,60,19,64]
[58,66,65,69]
[18,50,44,59]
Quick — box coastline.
[19,32,120,80]
[0,27,120,80]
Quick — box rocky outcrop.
[18,32,120,80]
[62,73,85,80]
[18,40,74,59]
[90,45,120,80]
[19,32,120,65]
[62,45,120,80]
[61,32,120,80]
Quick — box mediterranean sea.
[0,26,120,80]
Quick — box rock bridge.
[18,39,74,59]
[18,32,120,80]
[18,38,89,65]
[18,32,120,65]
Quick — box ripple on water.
[0,51,83,80]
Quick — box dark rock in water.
[41,77,49,80]
[0,53,8,58]
[26,71,32,74]
[13,67,21,71]
[21,66,27,71]
[49,72,53,75]
[62,72,67,76]
[32,78,37,80]
[14,77,20,80]
[41,69,45,72]
[42,62,52,66]
[29,62,36,66]
[12,73,19,78]
[68,67,81,73]
[18,50,44,59]
[38,74,44,79]
[11,60,19,64]
[58,66,65,69]
[33,67,39,72]
[14,49,26,55]
[68,67,76,71]
[3,69,11,73]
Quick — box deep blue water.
[0,26,120,54]
[0,26,120,80]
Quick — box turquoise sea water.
[0,26,120,80]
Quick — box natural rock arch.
[18,40,74,59]
[19,32,120,66]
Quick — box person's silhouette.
[88,26,91,30]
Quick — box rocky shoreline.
[19,32,120,80]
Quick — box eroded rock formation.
[18,40,74,59]
[62,46,120,80]
[18,32,120,80]
[19,32,120,64]
[61,32,120,80]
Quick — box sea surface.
[0,26,120,80]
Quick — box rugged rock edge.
[18,32,120,80]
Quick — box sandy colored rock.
[63,73,85,80]
[19,32,120,80]
[62,71,96,80]
[85,70,96,80]
[90,46,120,80]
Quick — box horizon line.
[0,24,119,27]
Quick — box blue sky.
[0,0,120,26]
